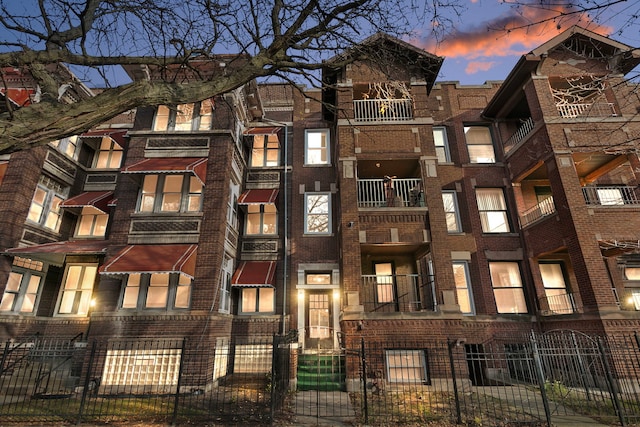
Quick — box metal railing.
[353,98,413,122]
[582,186,640,206]
[613,287,640,311]
[361,274,436,312]
[538,292,577,315]
[520,196,556,227]
[556,102,617,118]
[503,117,534,153]
[357,178,423,208]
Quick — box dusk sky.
[417,0,640,84]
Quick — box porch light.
[298,290,305,300]
[333,290,340,300]
[90,299,97,308]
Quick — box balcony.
[361,274,436,313]
[539,292,578,315]
[520,197,556,227]
[353,98,413,122]
[503,117,534,153]
[358,178,423,208]
[582,186,640,206]
[556,102,617,118]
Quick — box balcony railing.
[353,98,413,122]
[503,117,534,153]
[582,186,640,206]
[539,292,577,315]
[556,102,617,118]
[520,196,556,227]
[362,274,436,313]
[358,178,423,208]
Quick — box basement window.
[385,349,429,383]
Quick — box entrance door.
[306,291,332,349]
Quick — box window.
[153,100,214,131]
[219,257,233,314]
[452,262,474,314]
[27,180,68,232]
[476,188,510,233]
[240,287,275,314]
[57,264,97,316]
[442,191,461,233]
[306,273,331,285]
[374,262,395,303]
[305,129,330,165]
[102,348,181,388]
[539,262,573,314]
[624,266,640,281]
[76,207,108,237]
[433,127,450,163]
[0,257,44,314]
[94,137,123,169]
[386,350,428,383]
[596,187,625,205]
[304,193,331,234]
[489,262,527,314]
[50,135,79,160]
[138,174,202,213]
[250,134,279,167]
[464,126,495,163]
[121,273,191,310]
[246,204,277,235]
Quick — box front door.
[306,291,332,349]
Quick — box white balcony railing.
[358,178,423,208]
[504,117,534,153]
[520,196,556,227]
[582,186,640,206]
[556,102,617,118]
[353,98,413,122]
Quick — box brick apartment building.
[0,26,639,388]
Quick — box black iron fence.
[1,330,639,426]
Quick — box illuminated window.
[306,273,331,285]
[121,273,192,310]
[246,204,277,235]
[476,188,510,233]
[102,348,181,388]
[539,262,573,314]
[240,287,275,314]
[27,180,68,232]
[305,129,330,165]
[489,262,527,314]
[138,174,202,213]
[250,134,280,167]
[386,350,428,383]
[0,258,44,314]
[57,264,97,316]
[50,135,79,160]
[452,262,474,314]
[153,100,214,131]
[76,207,108,237]
[464,126,495,163]
[304,193,331,234]
[374,262,395,303]
[94,137,123,169]
[442,191,461,233]
[433,127,450,163]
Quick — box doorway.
[306,291,333,349]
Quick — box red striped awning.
[4,240,109,266]
[100,244,197,278]
[60,191,113,213]
[232,261,276,287]
[0,88,35,107]
[80,129,128,147]
[122,157,207,185]
[237,189,278,205]
[243,127,281,135]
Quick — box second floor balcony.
[353,98,413,122]
[520,196,556,228]
[582,186,640,206]
[361,274,436,313]
[538,292,578,316]
[556,102,617,118]
[358,178,424,208]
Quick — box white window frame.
[93,137,124,169]
[442,191,461,233]
[385,349,428,383]
[120,273,192,310]
[27,182,67,232]
[304,129,330,165]
[304,192,331,234]
[250,134,280,167]
[0,258,44,314]
[239,287,275,314]
[433,127,450,163]
[539,262,573,314]
[219,256,233,314]
[137,174,202,213]
[452,261,475,315]
[153,100,214,131]
[245,204,278,235]
[464,126,496,164]
[50,135,79,160]
[55,264,97,316]
[76,206,108,237]
[489,262,528,314]
[476,188,510,233]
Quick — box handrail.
[504,117,534,153]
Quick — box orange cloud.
[415,1,612,59]
[466,61,498,74]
